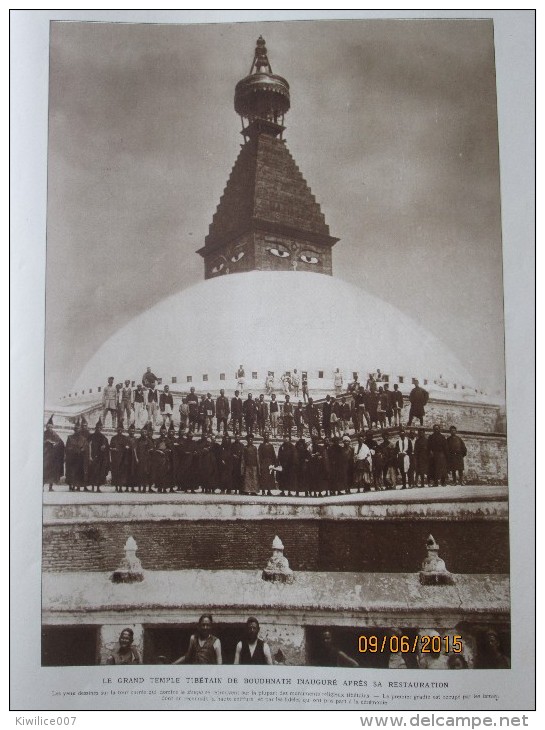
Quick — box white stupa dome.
[71,271,475,397]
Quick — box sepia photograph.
[9,9,535,713]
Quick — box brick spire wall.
[197,131,339,279]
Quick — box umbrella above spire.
[234,37,290,140]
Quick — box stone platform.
[41,568,510,667]
[42,484,510,576]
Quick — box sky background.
[45,18,505,401]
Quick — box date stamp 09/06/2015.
[358,635,463,655]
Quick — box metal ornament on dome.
[234,36,290,140]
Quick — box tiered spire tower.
[197,36,338,279]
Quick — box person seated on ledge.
[172,614,222,665]
[105,628,141,665]
[234,617,273,665]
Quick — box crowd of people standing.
[43,367,469,494]
[44,414,467,494]
[97,368,431,436]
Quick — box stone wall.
[422,400,502,434]
[465,436,507,482]
[46,427,508,483]
[41,618,510,668]
[42,517,509,574]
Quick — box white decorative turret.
[419,534,454,586]
[262,535,294,584]
[111,536,144,583]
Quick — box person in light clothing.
[102,376,118,428]
[159,384,174,428]
[120,379,133,425]
[132,384,146,428]
[291,369,300,398]
[394,428,413,489]
[354,434,373,491]
[333,368,343,396]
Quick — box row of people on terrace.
[100,379,430,434]
[44,417,468,494]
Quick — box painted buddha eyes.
[231,251,245,263]
[211,261,225,274]
[266,247,320,264]
[269,248,290,258]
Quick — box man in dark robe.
[80,416,91,444]
[88,419,109,492]
[241,436,259,495]
[354,387,368,431]
[243,394,257,437]
[43,416,64,491]
[230,435,244,493]
[186,387,199,433]
[277,436,297,495]
[211,434,223,489]
[136,428,153,492]
[215,389,230,434]
[142,366,158,389]
[413,428,429,488]
[151,425,173,493]
[65,421,89,491]
[294,401,306,439]
[305,398,321,438]
[427,424,449,486]
[294,438,310,494]
[110,423,130,492]
[408,380,429,427]
[327,436,342,494]
[367,390,379,428]
[218,435,234,493]
[198,395,207,435]
[199,436,218,493]
[170,427,183,491]
[282,395,294,440]
[230,390,243,436]
[308,438,330,496]
[125,424,140,492]
[407,428,417,487]
[258,434,277,495]
[371,439,385,490]
[447,426,467,485]
[382,384,394,427]
[180,432,198,492]
[390,384,404,427]
[339,435,355,493]
[256,394,269,437]
[381,432,398,489]
[322,395,333,439]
